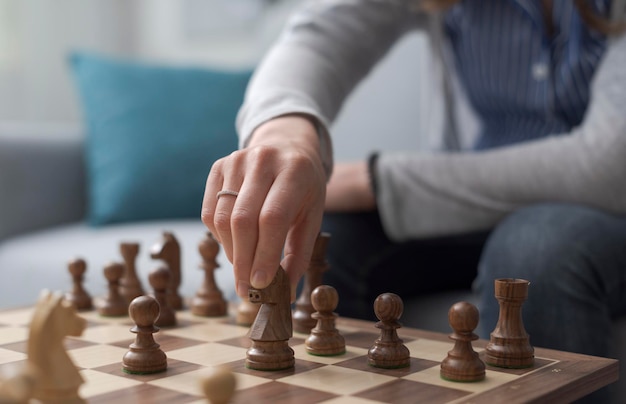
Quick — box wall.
[0,0,429,158]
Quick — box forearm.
[237,0,426,153]
[376,34,626,240]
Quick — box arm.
[374,33,626,240]
[203,0,428,297]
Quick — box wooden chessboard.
[0,305,618,403]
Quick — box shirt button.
[532,63,549,80]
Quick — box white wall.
[0,0,430,158]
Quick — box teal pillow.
[69,52,251,225]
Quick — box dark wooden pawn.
[367,293,410,369]
[65,257,92,311]
[293,232,331,334]
[97,262,128,317]
[119,242,144,304]
[440,301,486,382]
[149,266,177,327]
[305,285,345,356]
[122,295,167,374]
[191,232,227,317]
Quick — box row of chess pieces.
[64,231,231,326]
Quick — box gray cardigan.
[237,0,626,241]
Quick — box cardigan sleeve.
[375,33,626,240]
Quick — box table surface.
[0,305,619,404]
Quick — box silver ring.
[216,189,239,200]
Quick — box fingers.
[202,144,327,299]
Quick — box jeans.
[321,203,626,402]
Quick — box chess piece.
[27,290,87,403]
[150,231,184,310]
[293,232,331,334]
[485,278,534,369]
[305,285,345,356]
[191,232,227,317]
[149,266,177,327]
[201,366,237,404]
[236,300,261,326]
[440,301,486,382]
[368,292,410,369]
[0,362,39,404]
[246,266,295,371]
[122,295,168,374]
[65,257,93,311]
[97,262,128,317]
[119,242,145,304]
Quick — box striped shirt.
[445,0,610,149]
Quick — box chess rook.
[293,232,331,334]
[368,293,410,369]
[122,295,168,374]
[485,278,535,368]
[119,242,145,304]
[440,301,485,382]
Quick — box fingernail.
[251,270,267,289]
[237,280,250,297]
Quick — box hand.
[325,161,376,212]
[201,115,328,300]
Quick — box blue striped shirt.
[445,0,610,150]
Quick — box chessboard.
[0,303,618,404]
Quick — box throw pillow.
[69,51,251,225]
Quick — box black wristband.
[367,152,380,197]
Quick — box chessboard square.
[232,380,339,404]
[402,365,520,394]
[280,365,396,395]
[87,383,200,404]
[355,378,470,404]
[336,355,439,377]
[291,342,367,365]
[77,324,136,344]
[79,368,142,398]
[164,322,248,342]
[342,331,383,349]
[93,358,202,382]
[0,308,33,326]
[78,310,132,325]
[167,342,247,366]
[147,367,216,397]
[68,344,129,369]
[320,397,385,404]
[0,326,28,345]
[404,338,459,362]
[0,347,26,364]
[153,334,206,352]
[228,357,326,380]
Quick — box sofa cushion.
[69,51,251,226]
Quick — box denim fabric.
[320,211,487,322]
[321,204,626,402]
[474,203,626,403]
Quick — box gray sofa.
[0,125,623,402]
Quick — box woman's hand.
[201,115,327,301]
